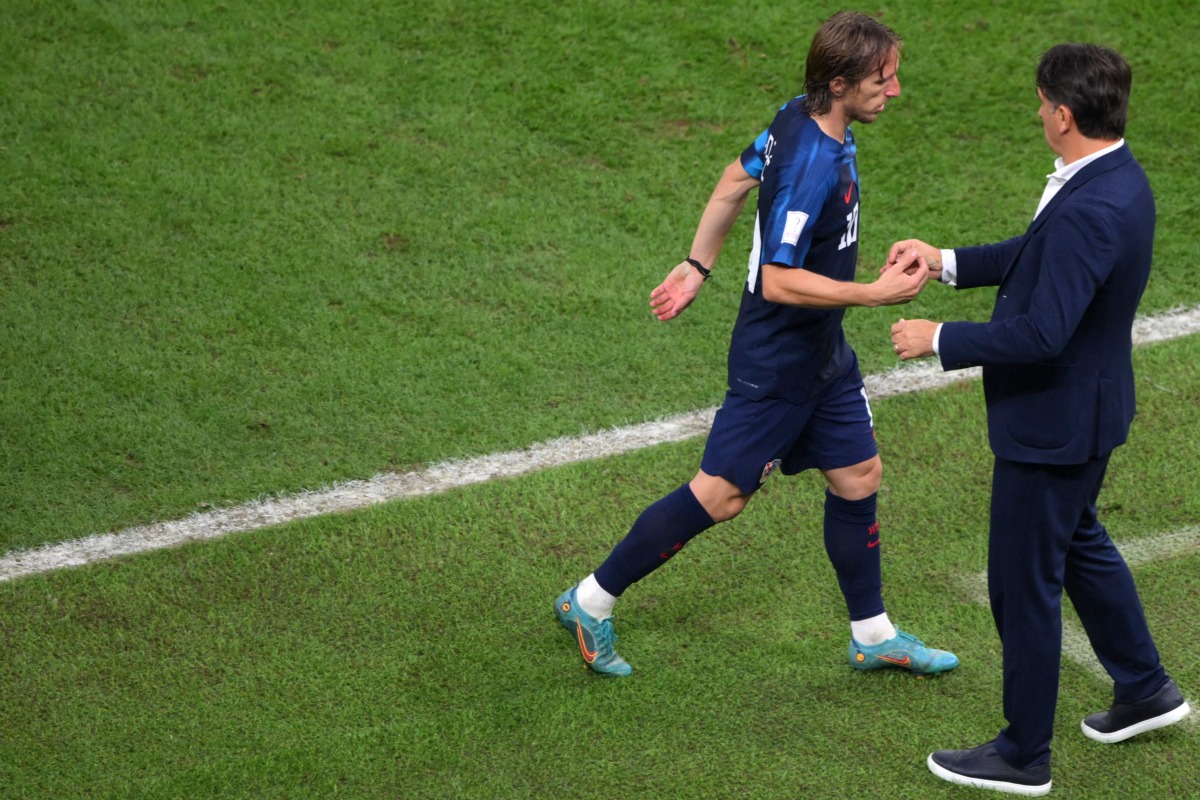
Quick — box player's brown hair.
[803,11,902,117]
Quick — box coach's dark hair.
[1036,43,1131,139]
[803,11,902,117]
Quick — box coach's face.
[844,48,901,124]
[1037,87,1068,157]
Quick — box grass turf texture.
[3,0,1200,551]
[2,336,1198,799]
[2,0,1199,797]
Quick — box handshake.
[875,238,943,361]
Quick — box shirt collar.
[1047,138,1125,184]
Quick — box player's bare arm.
[650,160,760,322]
[761,252,929,308]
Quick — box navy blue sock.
[593,483,717,596]
[823,489,885,621]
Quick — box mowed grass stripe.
[3,305,1198,583]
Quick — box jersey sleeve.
[757,153,837,269]
[740,128,770,180]
[739,98,799,180]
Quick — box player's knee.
[707,493,748,522]
[690,473,749,522]
[827,457,882,500]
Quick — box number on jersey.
[838,203,859,251]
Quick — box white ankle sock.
[576,573,618,620]
[851,612,897,645]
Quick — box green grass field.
[2,1,1198,797]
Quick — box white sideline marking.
[958,526,1200,606]
[2,305,1200,584]
[960,526,1200,728]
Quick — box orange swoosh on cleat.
[575,622,598,663]
[878,654,911,666]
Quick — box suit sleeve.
[952,235,1024,289]
[939,204,1117,369]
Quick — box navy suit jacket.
[938,144,1154,465]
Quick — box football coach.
[887,42,1190,796]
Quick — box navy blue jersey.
[727,96,861,403]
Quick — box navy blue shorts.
[700,366,878,496]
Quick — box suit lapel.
[998,145,1133,284]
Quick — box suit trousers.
[987,454,1167,768]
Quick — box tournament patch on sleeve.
[782,210,809,245]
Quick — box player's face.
[844,49,901,124]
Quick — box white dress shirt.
[931,139,1125,354]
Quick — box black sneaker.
[927,741,1051,796]
[1081,678,1191,743]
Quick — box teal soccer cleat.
[555,586,632,677]
[849,628,959,676]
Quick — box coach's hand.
[891,317,938,360]
[884,239,942,281]
[650,261,706,321]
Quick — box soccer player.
[554,11,958,678]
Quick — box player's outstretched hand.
[870,252,929,306]
[650,261,706,321]
[884,239,942,280]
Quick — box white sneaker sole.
[1081,700,1191,743]
[927,755,1051,796]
